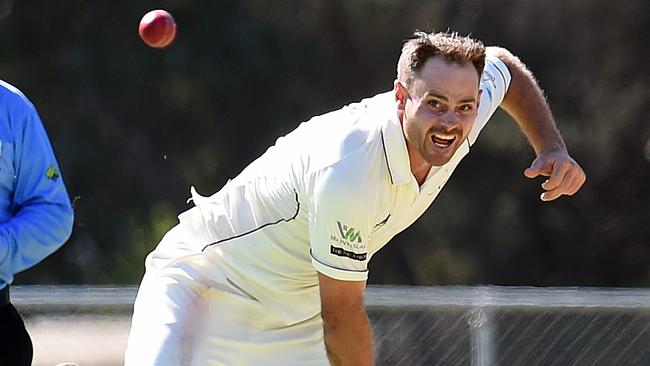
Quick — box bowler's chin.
[426,147,458,167]
[429,159,451,167]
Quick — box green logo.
[45,165,59,181]
[337,221,362,243]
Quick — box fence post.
[470,288,494,366]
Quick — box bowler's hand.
[524,149,586,202]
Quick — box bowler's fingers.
[540,162,586,201]
[566,168,586,195]
[540,160,570,191]
[524,160,552,179]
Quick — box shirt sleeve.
[0,92,74,287]
[467,55,512,145]
[308,165,372,282]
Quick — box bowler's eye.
[428,100,442,109]
[459,104,473,112]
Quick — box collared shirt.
[171,56,511,323]
[0,80,74,289]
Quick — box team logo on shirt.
[337,221,362,243]
[331,221,365,252]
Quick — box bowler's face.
[396,57,481,170]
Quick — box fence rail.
[11,285,650,366]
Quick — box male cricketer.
[125,31,586,365]
[0,79,74,365]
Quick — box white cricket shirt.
[169,56,511,324]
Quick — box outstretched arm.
[487,46,586,201]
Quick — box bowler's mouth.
[431,132,456,148]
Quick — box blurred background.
[1,0,648,287]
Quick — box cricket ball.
[138,9,176,49]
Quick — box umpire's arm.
[319,273,373,366]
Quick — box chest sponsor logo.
[330,245,367,261]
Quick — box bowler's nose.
[440,110,458,130]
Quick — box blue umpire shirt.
[0,80,74,291]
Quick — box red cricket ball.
[138,9,176,49]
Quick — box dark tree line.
[0,0,647,286]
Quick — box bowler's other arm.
[487,47,586,201]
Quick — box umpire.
[0,79,74,366]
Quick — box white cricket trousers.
[123,224,329,366]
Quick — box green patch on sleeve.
[45,164,59,181]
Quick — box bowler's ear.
[394,80,407,110]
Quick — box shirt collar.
[380,102,413,185]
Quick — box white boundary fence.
[12,285,650,366]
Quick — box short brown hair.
[397,31,486,87]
